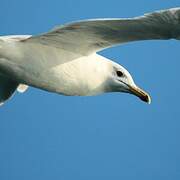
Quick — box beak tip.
[139,92,151,104]
[140,94,151,104]
[147,95,151,104]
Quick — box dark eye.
[116,71,123,77]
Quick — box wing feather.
[23,8,180,55]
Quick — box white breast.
[50,54,112,96]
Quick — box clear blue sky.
[0,0,180,180]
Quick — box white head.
[104,61,151,104]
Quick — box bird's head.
[106,62,151,104]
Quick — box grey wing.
[24,7,180,55]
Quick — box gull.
[0,7,180,106]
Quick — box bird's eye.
[116,71,123,77]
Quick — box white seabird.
[0,7,180,105]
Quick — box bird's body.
[0,7,180,105]
[0,37,114,96]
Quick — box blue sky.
[0,0,180,180]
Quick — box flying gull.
[0,7,180,105]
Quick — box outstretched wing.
[23,7,180,55]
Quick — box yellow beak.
[129,85,151,104]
